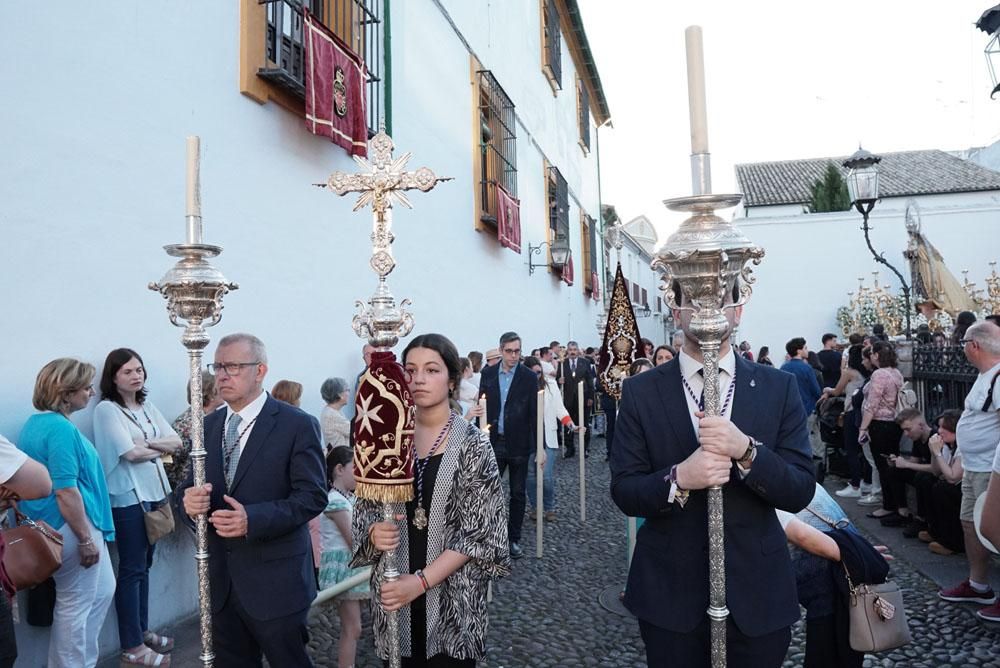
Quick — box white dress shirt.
[677,347,736,438]
[225,390,269,455]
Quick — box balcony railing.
[258,0,383,135]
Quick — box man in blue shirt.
[480,331,538,559]
[781,337,822,416]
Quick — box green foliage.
[808,163,852,213]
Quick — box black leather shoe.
[563,450,575,459]
[902,519,927,538]
[510,542,524,559]
[880,513,908,528]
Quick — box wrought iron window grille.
[912,343,978,423]
[547,166,570,269]
[258,0,383,136]
[542,0,562,90]
[577,76,590,152]
[477,70,517,226]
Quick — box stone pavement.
[102,436,1000,667]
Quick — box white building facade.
[731,150,1000,358]
[1,0,611,662]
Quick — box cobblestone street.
[129,435,1000,667]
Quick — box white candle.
[185,136,202,237]
[536,389,544,559]
[478,394,487,431]
[578,380,586,522]
[685,26,709,155]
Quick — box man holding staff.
[610,282,814,667]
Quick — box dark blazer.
[556,357,595,408]
[179,394,327,621]
[480,362,537,456]
[610,354,815,638]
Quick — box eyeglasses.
[959,338,974,346]
[502,348,521,355]
[207,361,261,377]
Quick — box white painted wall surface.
[2,1,605,662]
[734,192,1000,360]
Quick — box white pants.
[861,441,881,492]
[49,521,115,668]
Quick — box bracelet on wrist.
[78,538,94,546]
[414,569,430,592]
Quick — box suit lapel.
[654,361,699,457]
[230,396,279,492]
[730,354,760,440]
[207,411,226,483]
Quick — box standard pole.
[578,380,585,522]
[536,389,544,558]
[700,342,728,668]
[187,344,215,666]
[382,503,402,668]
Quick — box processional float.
[149,137,238,667]
[651,27,764,668]
[324,125,449,668]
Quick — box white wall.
[1,0,607,662]
[734,191,1000,359]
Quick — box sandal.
[121,646,170,666]
[143,631,175,654]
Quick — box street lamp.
[528,239,571,274]
[842,147,912,339]
[976,5,1000,98]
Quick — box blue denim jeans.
[111,503,156,649]
[526,450,556,512]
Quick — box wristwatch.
[737,437,761,467]
[666,464,689,508]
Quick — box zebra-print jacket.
[352,415,511,661]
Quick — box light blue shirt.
[498,365,516,435]
[17,412,115,541]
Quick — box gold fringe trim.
[355,481,414,504]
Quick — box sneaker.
[917,530,934,543]
[938,580,997,604]
[835,484,862,498]
[509,542,524,560]
[860,482,873,494]
[929,542,956,556]
[976,601,1000,622]
[544,511,557,522]
[857,494,883,506]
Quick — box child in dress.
[319,446,370,668]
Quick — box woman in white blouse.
[320,377,351,450]
[93,348,180,666]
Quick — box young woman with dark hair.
[823,345,871,498]
[354,333,510,667]
[93,348,181,664]
[757,346,773,366]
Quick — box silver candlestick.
[652,27,764,668]
[149,139,237,668]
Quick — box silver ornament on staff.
[651,27,764,668]
[149,136,238,668]
[324,124,449,668]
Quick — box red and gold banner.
[353,351,414,503]
[561,253,574,286]
[304,10,368,157]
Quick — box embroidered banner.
[597,262,642,400]
[496,184,522,253]
[304,10,368,157]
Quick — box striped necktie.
[223,413,243,489]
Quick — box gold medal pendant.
[413,506,428,530]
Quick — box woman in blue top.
[18,358,116,668]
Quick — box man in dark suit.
[557,340,594,457]
[610,290,815,667]
[480,331,537,560]
[181,333,327,667]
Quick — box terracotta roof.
[735,149,1000,208]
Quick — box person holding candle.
[93,348,182,665]
[610,280,815,667]
[354,333,510,667]
[525,356,577,522]
[556,341,595,458]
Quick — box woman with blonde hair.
[18,358,116,667]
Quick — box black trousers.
[639,617,791,668]
[868,420,902,511]
[601,393,618,458]
[884,468,934,518]
[493,437,528,543]
[929,479,965,553]
[213,585,313,667]
[804,615,863,668]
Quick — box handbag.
[1,506,63,592]
[134,467,175,545]
[843,563,912,652]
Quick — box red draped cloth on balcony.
[496,184,521,253]
[303,10,368,157]
[561,253,574,286]
[591,271,600,301]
